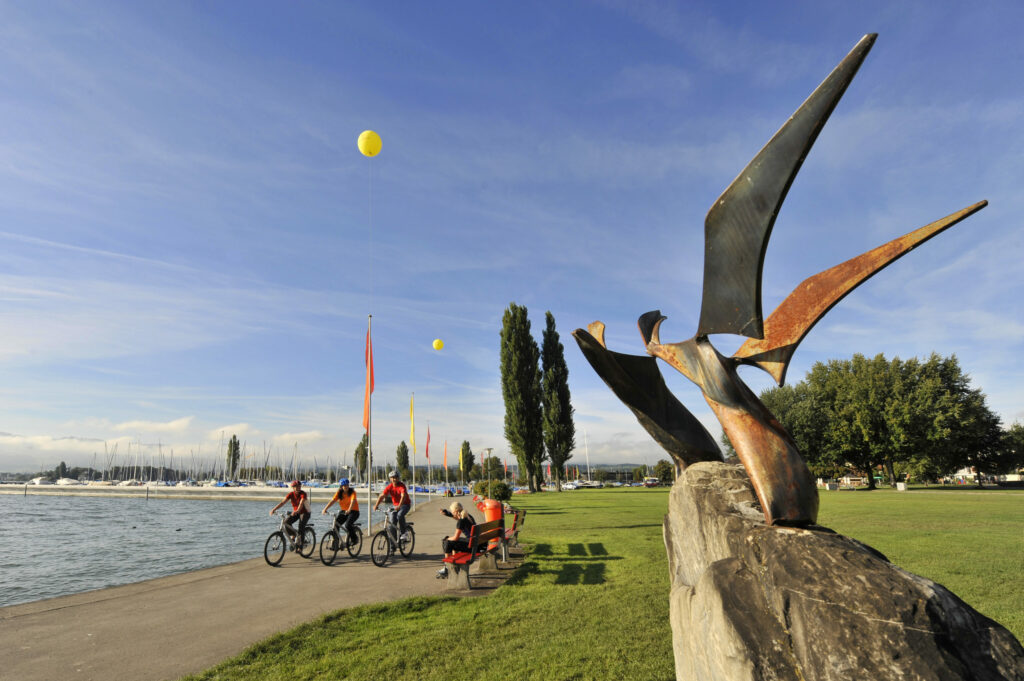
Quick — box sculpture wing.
[573,322,722,468]
[698,34,877,339]
[733,201,987,385]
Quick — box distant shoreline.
[0,483,452,502]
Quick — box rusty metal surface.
[698,34,877,339]
[645,331,818,525]
[572,326,722,471]
[733,200,988,385]
[573,33,987,527]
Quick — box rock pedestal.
[664,462,1024,680]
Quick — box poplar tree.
[226,435,240,478]
[354,434,368,482]
[396,441,410,480]
[459,441,475,478]
[500,302,545,492]
[541,311,575,491]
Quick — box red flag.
[425,425,431,461]
[547,463,550,478]
[362,327,374,431]
[504,457,507,474]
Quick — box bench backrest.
[468,519,503,558]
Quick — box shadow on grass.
[554,562,606,585]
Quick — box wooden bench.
[500,506,526,562]
[442,518,503,590]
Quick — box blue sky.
[1,1,1022,474]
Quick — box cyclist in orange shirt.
[322,478,360,546]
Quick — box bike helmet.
[388,470,398,478]
[338,478,349,487]
[290,480,300,488]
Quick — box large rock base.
[664,462,1024,680]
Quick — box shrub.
[472,479,512,501]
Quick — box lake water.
[0,493,401,608]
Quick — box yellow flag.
[410,393,416,454]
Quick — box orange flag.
[443,441,448,468]
[362,327,374,431]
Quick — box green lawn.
[182,486,1023,681]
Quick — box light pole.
[482,447,494,497]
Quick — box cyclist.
[270,480,311,550]
[322,478,360,546]
[373,470,411,538]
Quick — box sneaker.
[436,567,448,579]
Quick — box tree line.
[744,353,1023,489]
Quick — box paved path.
[1,497,502,681]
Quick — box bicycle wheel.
[346,527,364,558]
[398,526,415,557]
[298,526,316,558]
[264,531,286,566]
[370,531,390,567]
[319,530,340,566]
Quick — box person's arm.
[398,485,410,506]
[322,496,336,514]
[270,497,286,515]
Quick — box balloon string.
[374,155,378,307]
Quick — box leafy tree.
[396,441,410,480]
[459,441,475,480]
[761,353,1003,487]
[998,423,1024,475]
[482,456,503,479]
[632,466,645,482]
[226,435,240,479]
[55,461,68,480]
[354,434,368,482]
[541,311,576,491]
[500,302,545,492]
[653,459,674,483]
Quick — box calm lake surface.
[0,493,400,608]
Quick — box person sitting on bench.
[436,501,475,578]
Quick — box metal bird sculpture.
[573,34,986,526]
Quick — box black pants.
[337,510,360,542]
[286,511,309,539]
[442,538,470,555]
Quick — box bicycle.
[319,511,364,565]
[369,506,415,567]
[264,512,316,566]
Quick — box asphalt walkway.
[0,497,511,681]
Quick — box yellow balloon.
[358,130,382,157]
[432,338,444,351]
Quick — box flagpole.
[410,392,416,512]
[365,314,373,535]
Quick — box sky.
[1,1,1022,476]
